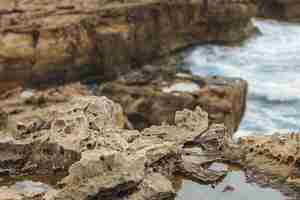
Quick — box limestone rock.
[97,70,248,135]
[0,95,125,175]
[235,133,300,178]
[127,173,176,200]
[49,96,125,152]
[0,82,92,131]
[51,150,145,200]
[175,107,209,133]
[42,96,223,200]
[0,95,238,200]
[0,0,257,91]
[178,124,230,183]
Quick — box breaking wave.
[183,19,300,136]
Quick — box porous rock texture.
[0,0,257,91]
[235,133,300,179]
[257,0,300,21]
[216,132,300,199]
[0,95,233,200]
[1,93,300,199]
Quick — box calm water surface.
[176,170,287,200]
[177,19,300,199]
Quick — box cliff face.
[0,0,257,91]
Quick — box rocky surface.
[0,95,125,176]
[0,0,257,92]
[235,133,300,179]
[0,60,248,136]
[0,95,235,200]
[257,0,300,21]
[96,64,247,135]
[1,94,300,199]
[215,133,300,199]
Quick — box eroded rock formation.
[235,134,300,179]
[1,95,300,199]
[96,64,247,135]
[0,59,248,136]
[0,95,236,200]
[0,0,257,91]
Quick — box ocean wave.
[249,85,300,102]
[184,19,300,136]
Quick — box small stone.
[222,185,235,192]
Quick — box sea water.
[183,19,300,137]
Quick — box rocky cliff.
[0,0,257,91]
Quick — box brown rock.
[1,94,300,199]
[0,0,257,91]
[178,124,230,183]
[97,72,247,135]
[232,133,300,179]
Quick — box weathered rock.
[97,69,247,135]
[0,95,223,200]
[235,133,300,178]
[257,0,300,21]
[51,149,145,200]
[42,100,216,200]
[126,173,176,200]
[180,149,227,183]
[0,0,257,91]
[208,132,300,199]
[178,124,231,183]
[3,95,300,199]
[0,95,125,175]
[0,83,92,125]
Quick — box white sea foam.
[184,19,300,136]
[162,82,201,93]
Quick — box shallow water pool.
[176,169,288,200]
